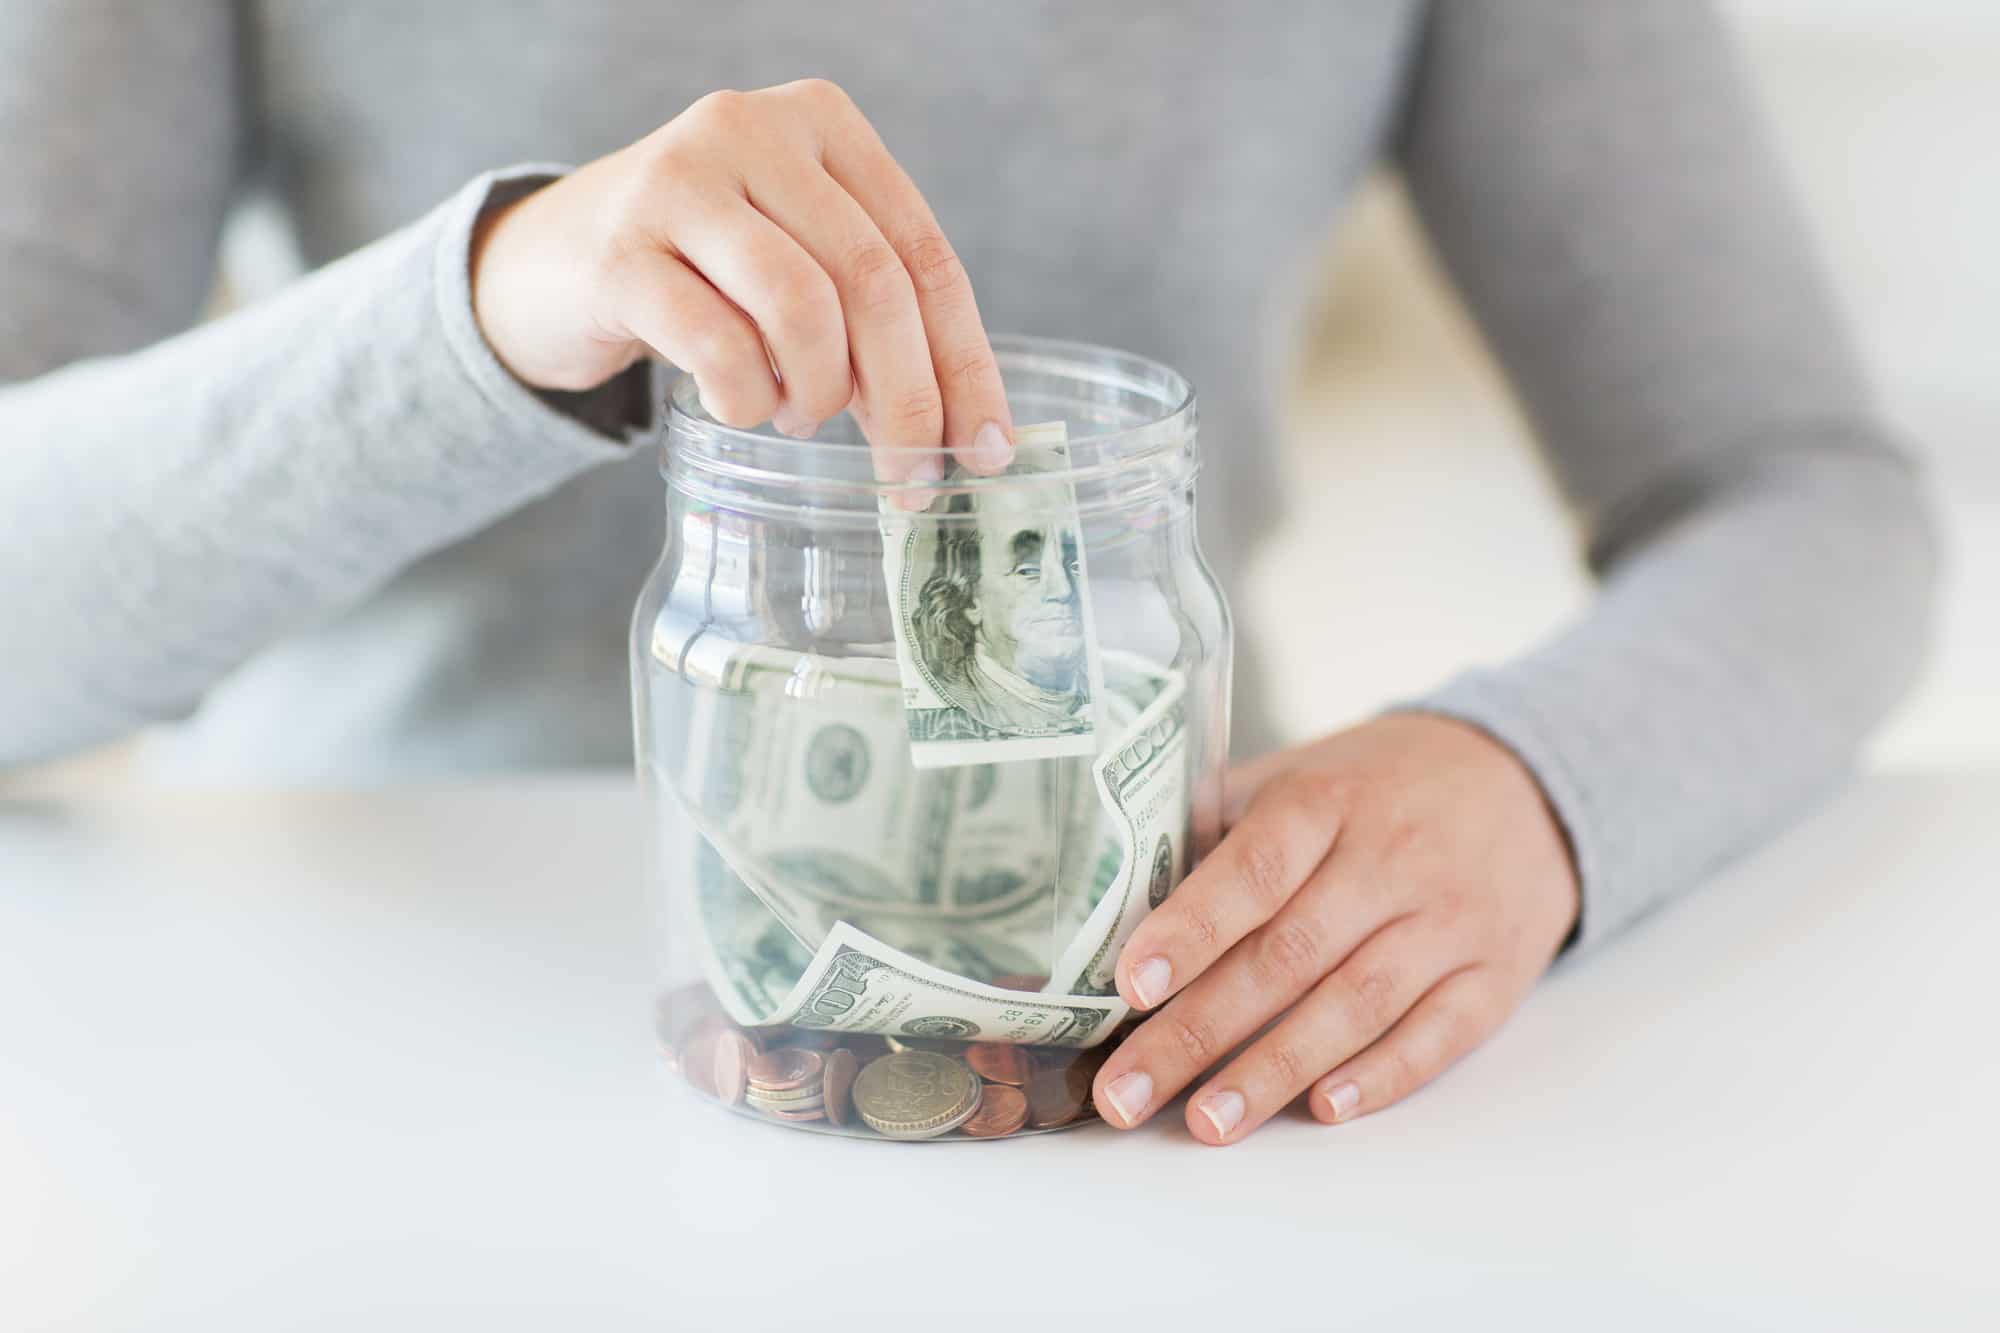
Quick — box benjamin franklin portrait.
[908,488,1092,739]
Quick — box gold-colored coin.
[852,1051,980,1140]
[746,1090,826,1116]
[742,1078,825,1106]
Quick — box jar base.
[658,986,1117,1143]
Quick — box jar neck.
[661,335,1199,527]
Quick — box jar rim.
[663,333,1196,464]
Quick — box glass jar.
[635,336,1229,1140]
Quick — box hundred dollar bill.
[668,637,1101,943]
[664,630,1190,1021]
[756,919,1129,1048]
[881,421,1106,769]
[689,831,1069,1029]
[688,835,818,1027]
[1045,663,1190,997]
[1038,650,1179,961]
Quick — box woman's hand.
[470,79,1013,490]
[1092,713,1580,1144]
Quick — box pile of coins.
[661,985,1115,1141]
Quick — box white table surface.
[2,773,1995,1331]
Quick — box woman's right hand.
[470,78,1015,487]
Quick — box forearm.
[1413,441,1937,947]
[0,169,641,767]
[1388,0,1944,945]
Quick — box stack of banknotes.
[664,424,1191,1052]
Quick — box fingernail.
[890,453,945,512]
[772,410,818,440]
[1322,1081,1361,1123]
[1100,1071,1153,1127]
[1195,1089,1246,1140]
[1129,956,1172,1009]
[968,420,1013,473]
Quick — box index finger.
[814,93,1015,475]
[1113,774,1346,1011]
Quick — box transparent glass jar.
[635,336,1229,1140]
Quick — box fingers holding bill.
[808,82,1012,475]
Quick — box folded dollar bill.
[881,421,1106,769]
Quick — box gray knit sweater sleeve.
[1397,0,1938,947]
[0,4,633,765]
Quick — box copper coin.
[964,1043,1032,1087]
[746,1048,823,1092]
[1035,1044,1111,1080]
[820,1049,860,1127]
[667,1012,725,1072]
[989,974,1050,993]
[1025,1063,1092,1128]
[678,1025,720,1098]
[959,1084,1030,1138]
[656,983,715,1051]
[711,1030,753,1106]
[769,1105,827,1122]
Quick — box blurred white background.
[1251,0,1999,765]
[9,0,1994,792]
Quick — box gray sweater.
[0,1,1936,950]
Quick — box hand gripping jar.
[635,336,1230,1140]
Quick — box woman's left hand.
[1092,712,1580,1144]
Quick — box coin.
[1024,1061,1093,1129]
[747,1091,826,1116]
[670,1013,726,1082]
[656,983,715,1060]
[1045,1043,1112,1080]
[820,1049,860,1127]
[768,1105,827,1123]
[964,1042,1032,1087]
[712,1030,753,1107]
[958,1084,1029,1138]
[678,1025,719,1098]
[746,1048,823,1093]
[989,973,1050,993]
[743,1079,825,1106]
[853,1051,981,1140]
